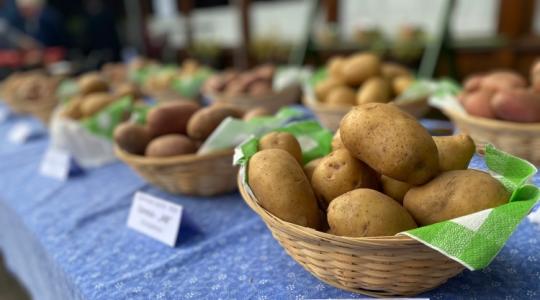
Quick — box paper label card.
[127,192,183,247]
[8,122,33,144]
[39,147,71,181]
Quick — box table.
[0,108,539,300]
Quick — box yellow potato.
[393,76,414,96]
[381,63,412,80]
[312,149,380,208]
[78,73,109,95]
[434,134,476,171]
[145,134,197,157]
[243,107,271,121]
[259,132,303,164]
[80,93,114,117]
[248,149,322,229]
[325,86,356,106]
[187,106,244,140]
[331,129,344,150]
[314,78,344,102]
[341,53,381,86]
[340,103,439,185]
[327,56,345,78]
[356,77,392,105]
[380,175,411,204]
[328,189,417,237]
[303,158,322,182]
[404,169,510,225]
[61,96,84,120]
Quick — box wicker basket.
[2,93,57,124]
[303,97,430,132]
[205,84,301,113]
[443,109,540,165]
[238,176,464,297]
[115,146,238,196]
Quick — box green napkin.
[81,97,134,139]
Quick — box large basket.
[444,109,540,165]
[303,97,430,132]
[238,176,464,297]
[115,146,238,196]
[205,84,301,113]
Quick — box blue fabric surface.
[0,106,540,300]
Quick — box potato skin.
[114,82,141,99]
[341,53,381,86]
[531,60,540,93]
[315,78,344,102]
[481,71,526,92]
[312,149,380,207]
[259,132,303,164]
[243,107,271,121]
[147,102,200,137]
[356,77,391,104]
[145,134,196,157]
[340,103,439,185]
[328,189,417,237]
[187,106,243,140]
[463,89,495,118]
[331,130,344,150]
[248,149,322,229]
[80,93,114,117]
[404,169,510,225]
[327,56,345,78]
[381,63,411,80]
[433,134,476,171]
[491,89,540,122]
[78,73,109,95]
[325,86,356,106]
[114,123,152,155]
[303,158,322,182]
[392,76,413,96]
[61,96,84,120]
[381,175,411,204]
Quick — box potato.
[327,56,345,78]
[147,102,200,137]
[491,89,540,122]
[404,169,510,225]
[392,76,414,96]
[244,107,271,120]
[381,175,411,204]
[114,82,141,99]
[312,149,380,207]
[356,77,392,104]
[114,123,152,155]
[315,78,344,102]
[303,158,322,182]
[331,130,344,150]
[340,103,439,185]
[259,132,303,164]
[248,81,272,96]
[80,93,114,117]
[381,63,411,80]
[530,60,540,93]
[434,134,475,171]
[187,105,243,140]
[248,149,321,229]
[463,89,495,118]
[61,96,84,120]
[255,64,275,80]
[326,86,356,106]
[463,75,483,93]
[78,73,109,95]
[328,189,417,237]
[145,134,197,157]
[481,71,526,92]
[341,53,381,86]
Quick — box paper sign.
[39,147,71,180]
[127,192,183,247]
[8,122,32,144]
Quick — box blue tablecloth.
[0,107,539,300]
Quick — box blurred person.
[83,0,121,61]
[6,0,68,47]
[0,0,40,49]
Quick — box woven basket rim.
[115,145,234,166]
[444,108,540,131]
[204,83,301,103]
[302,95,427,113]
[237,174,419,245]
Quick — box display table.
[0,111,539,300]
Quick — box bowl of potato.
[303,52,429,131]
[203,64,301,113]
[114,101,270,196]
[438,62,540,165]
[237,103,525,296]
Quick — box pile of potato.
[314,52,414,107]
[1,71,59,104]
[142,59,205,93]
[248,103,510,237]
[459,61,540,122]
[204,64,275,97]
[114,102,270,157]
[61,72,142,120]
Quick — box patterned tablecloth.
[0,104,539,300]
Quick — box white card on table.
[127,192,183,247]
[39,147,71,181]
[8,122,32,144]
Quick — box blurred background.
[0,0,539,79]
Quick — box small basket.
[3,94,58,125]
[444,109,540,165]
[115,146,238,196]
[238,176,464,297]
[205,84,301,113]
[303,97,430,132]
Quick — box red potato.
[480,71,526,92]
[491,89,540,122]
[463,75,484,93]
[530,59,540,93]
[463,89,496,118]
